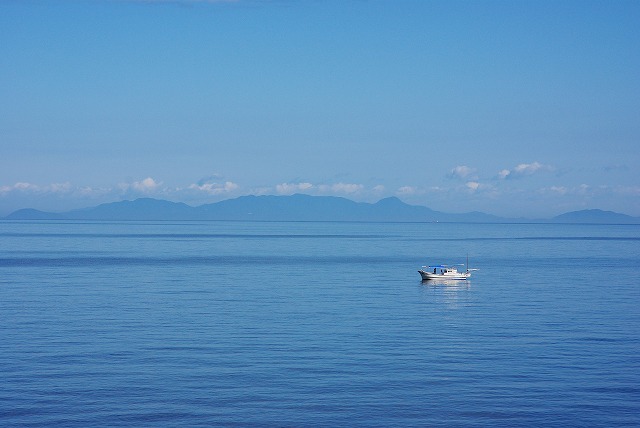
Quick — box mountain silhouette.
[3,195,639,223]
[552,209,638,224]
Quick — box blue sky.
[1,0,639,218]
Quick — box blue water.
[1,221,639,427]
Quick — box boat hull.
[419,270,470,281]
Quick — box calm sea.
[1,220,639,427]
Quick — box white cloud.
[397,186,418,195]
[276,182,314,195]
[539,184,624,197]
[116,177,163,195]
[196,174,223,186]
[78,186,99,196]
[3,182,35,193]
[578,184,590,194]
[466,181,480,191]
[0,182,73,195]
[549,186,568,195]
[14,182,38,191]
[188,174,239,195]
[498,162,552,179]
[450,165,476,180]
[498,169,511,179]
[132,177,161,193]
[514,162,544,174]
[250,186,274,196]
[275,182,368,196]
[189,180,239,195]
[327,183,364,194]
[395,185,447,196]
[223,181,239,192]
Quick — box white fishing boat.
[418,258,477,281]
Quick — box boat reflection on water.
[421,278,471,309]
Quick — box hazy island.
[4,195,639,224]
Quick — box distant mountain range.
[3,195,639,223]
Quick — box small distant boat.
[419,257,477,281]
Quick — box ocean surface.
[1,220,639,427]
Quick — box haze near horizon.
[1,0,639,218]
